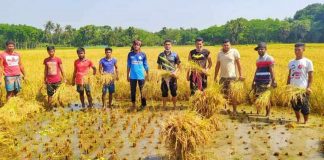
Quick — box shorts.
[219,77,236,97]
[4,76,22,92]
[76,84,91,93]
[254,83,269,98]
[161,77,177,97]
[46,82,61,96]
[189,73,207,95]
[291,93,310,115]
[102,83,115,94]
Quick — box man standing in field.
[287,43,313,124]
[43,46,66,110]
[157,39,181,109]
[187,37,212,95]
[252,42,277,116]
[214,39,244,115]
[127,40,149,112]
[0,40,26,100]
[99,47,119,110]
[72,47,97,108]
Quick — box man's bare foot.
[231,110,238,116]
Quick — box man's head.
[5,40,15,53]
[222,39,231,52]
[47,46,55,57]
[255,42,267,57]
[105,47,112,58]
[132,40,142,52]
[77,47,85,59]
[294,42,305,58]
[195,37,204,51]
[164,39,172,51]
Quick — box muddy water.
[3,103,324,159]
[203,106,324,160]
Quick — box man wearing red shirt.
[0,40,26,100]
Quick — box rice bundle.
[99,73,116,85]
[0,128,17,158]
[162,112,211,159]
[158,56,176,71]
[189,85,226,118]
[0,97,42,124]
[208,114,222,131]
[229,81,246,104]
[254,90,272,112]
[51,83,77,107]
[271,85,306,107]
[185,61,210,76]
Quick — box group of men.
[0,38,314,124]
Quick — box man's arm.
[19,58,25,79]
[127,67,130,82]
[235,59,243,80]
[287,69,291,85]
[307,71,313,94]
[44,65,48,84]
[214,61,220,81]
[207,54,212,70]
[59,63,66,82]
[92,66,97,75]
[114,61,119,80]
[269,65,277,87]
[0,58,3,84]
[99,63,103,74]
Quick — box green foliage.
[0,3,323,48]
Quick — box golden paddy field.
[0,44,323,159]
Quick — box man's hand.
[127,76,130,82]
[116,76,119,81]
[271,81,277,88]
[306,87,312,95]
[72,81,75,86]
[238,76,245,81]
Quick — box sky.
[0,0,323,32]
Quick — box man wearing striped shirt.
[252,42,277,116]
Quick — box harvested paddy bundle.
[51,83,77,107]
[0,128,17,158]
[0,97,42,123]
[271,85,306,107]
[185,61,210,76]
[162,112,211,159]
[254,90,272,113]
[229,81,246,104]
[98,73,116,85]
[189,84,226,118]
[208,114,222,131]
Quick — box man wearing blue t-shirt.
[99,47,119,110]
[127,40,149,111]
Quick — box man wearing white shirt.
[287,43,313,124]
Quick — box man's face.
[164,42,172,51]
[48,49,55,57]
[105,50,112,58]
[6,44,15,52]
[257,48,266,56]
[295,46,304,57]
[222,42,231,52]
[195,41,203,51]
[133,42,141,51]
[77,51,85,59]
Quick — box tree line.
[0,3,323,49]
